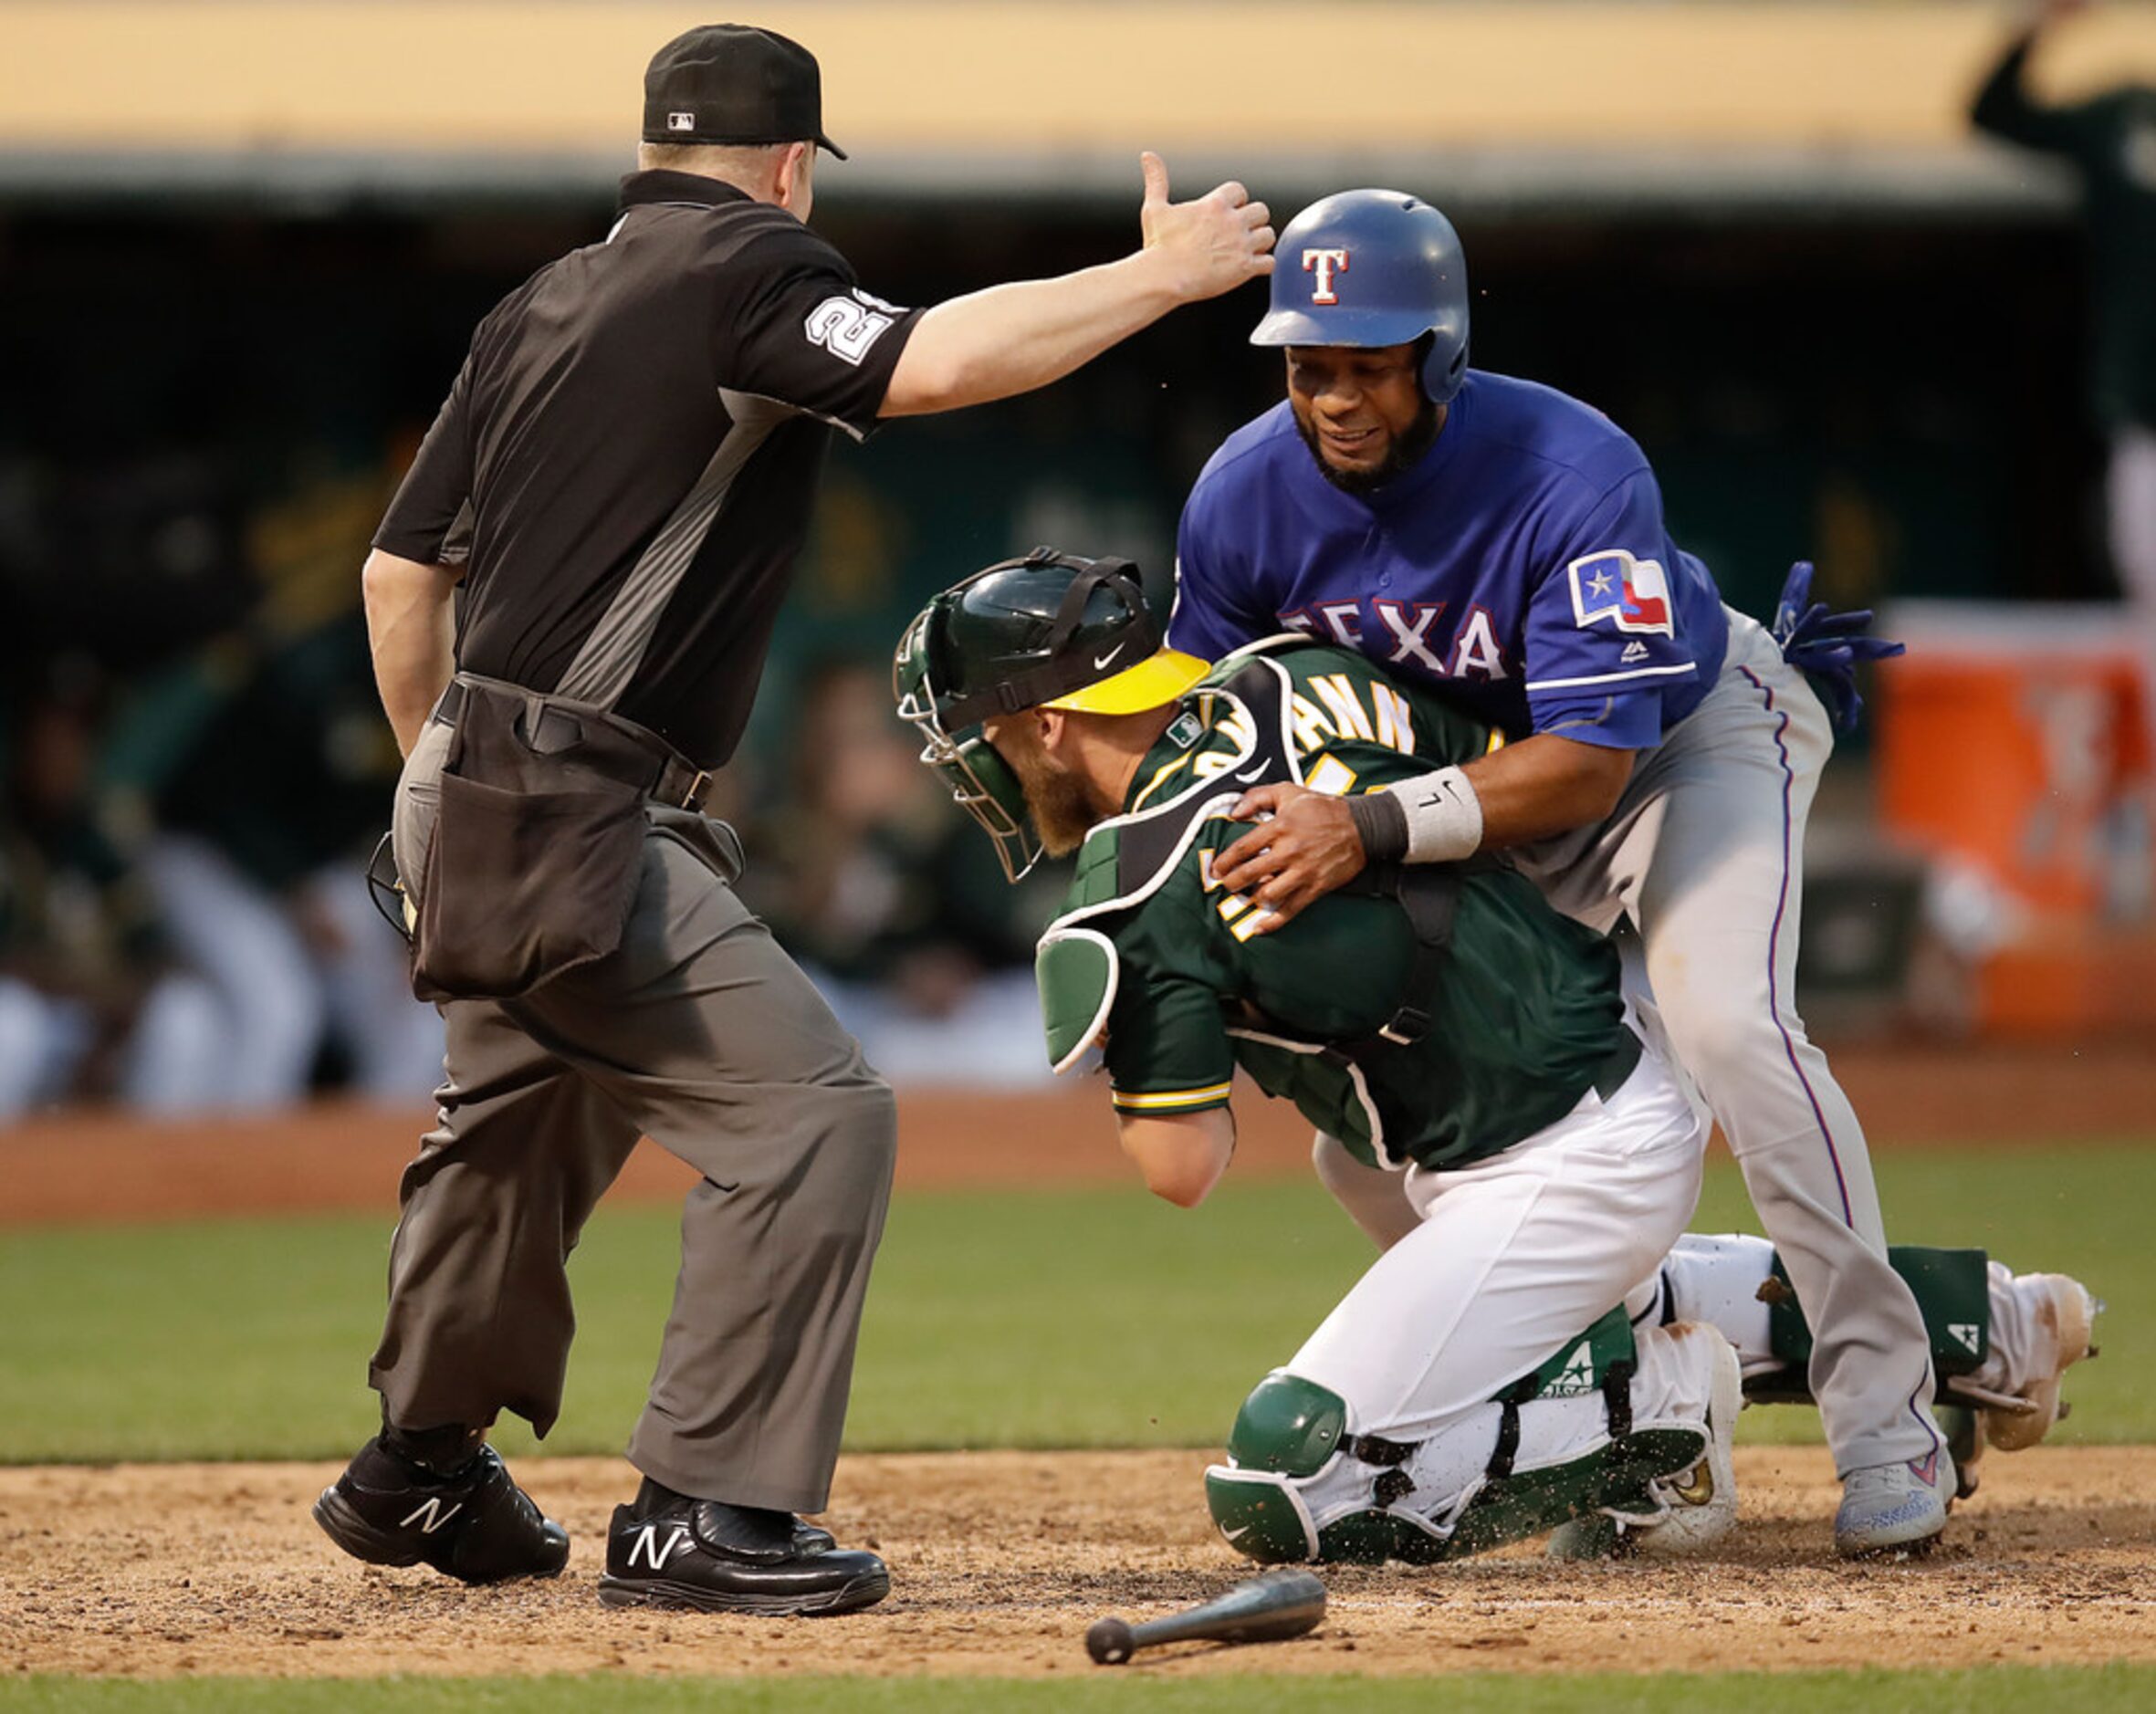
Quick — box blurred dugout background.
[1,0,2152,1118]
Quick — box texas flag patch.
[1568,549,1675,638]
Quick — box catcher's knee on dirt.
[1204,1311,1710,1566]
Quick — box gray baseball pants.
[368,720,897,1512]
[1516,609,1943,1476]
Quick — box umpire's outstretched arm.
[881,152,1272,417]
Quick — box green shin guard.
[1746,1246,1991,1406]
[1207,1312,1701,1567]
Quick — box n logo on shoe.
[398,1498,464,1535]
[625,1522,695,1572]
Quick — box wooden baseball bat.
[1085,1569,1327,1666]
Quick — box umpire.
[313,22,1274,1616]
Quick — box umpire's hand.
[1211,782,1365,935]
[1137,152,1275,301]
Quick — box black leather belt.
[432,677,713,813]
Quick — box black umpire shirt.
[373,170,923,768]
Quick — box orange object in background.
[1878,602,2156,1036]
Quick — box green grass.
[0,1143,2145,1465]
[5,1668,2156,1712]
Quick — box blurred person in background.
[742,656,1057,1084]
[1973,0,2156,739]
[130,456,446,1104]
[0,664,223,1115]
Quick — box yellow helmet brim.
[1041,648,1210,716]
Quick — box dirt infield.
[5,1040,2154,1227]
[4,1447,2152,1679]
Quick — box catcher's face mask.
[893,601,1043,883]
[893,549,1208,884]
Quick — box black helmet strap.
[933,549,1161,731]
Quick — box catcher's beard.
[996,724,1101,860]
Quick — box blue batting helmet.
[1250,189,1470,404]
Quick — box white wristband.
[1382,766,1484,862]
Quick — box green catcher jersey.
[1034,637,1639,1172]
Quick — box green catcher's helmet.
[893,548,1209,881]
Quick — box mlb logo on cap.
[667,111,696,132]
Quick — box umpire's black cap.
[643,24,846,159]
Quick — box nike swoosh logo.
[1668,1463,1714,1507]
[1232,765,1266,784]
[1094,646,1124,670]
[1221,1525,1251,1542]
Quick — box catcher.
[894,549,2097,1562]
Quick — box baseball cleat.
[1980,1272,2099,1454]
[313,1439,569,1585]
[1547,1324,1742,1561]
[1833,1449,1952,1560]
[598,1497,889,1616]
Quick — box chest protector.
[1034,638,1463,1076]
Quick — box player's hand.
[1138,152,1275,303]
[1210,782,1365,935]
[1771,560,1906,736]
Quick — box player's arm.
[880,153,1272,417]
[1075,904,1240,1202]
[363,549,465,758]
[1116,1108,1238,1208]
[1971,3,2088,154]
[1212,734,1631,919]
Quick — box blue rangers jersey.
[1168,371,1730,749]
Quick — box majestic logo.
[667,111,696,132]
[1620,640,1650,664]
[398,1498,464,1535]
[1567,549,1674,638]
[623,1522,696,1572]
[1303,246,1350,305]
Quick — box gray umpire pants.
[368,719,897,1513]
[1515,609,1942,1477]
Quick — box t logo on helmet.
[1303,247,1349,305]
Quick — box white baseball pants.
[1282,1041,1710,1526]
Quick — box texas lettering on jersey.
[1168,372,1732,752]
[1272,599,1516,683]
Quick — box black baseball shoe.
[597,1489,889,1616]
[313,1437,570,1585]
